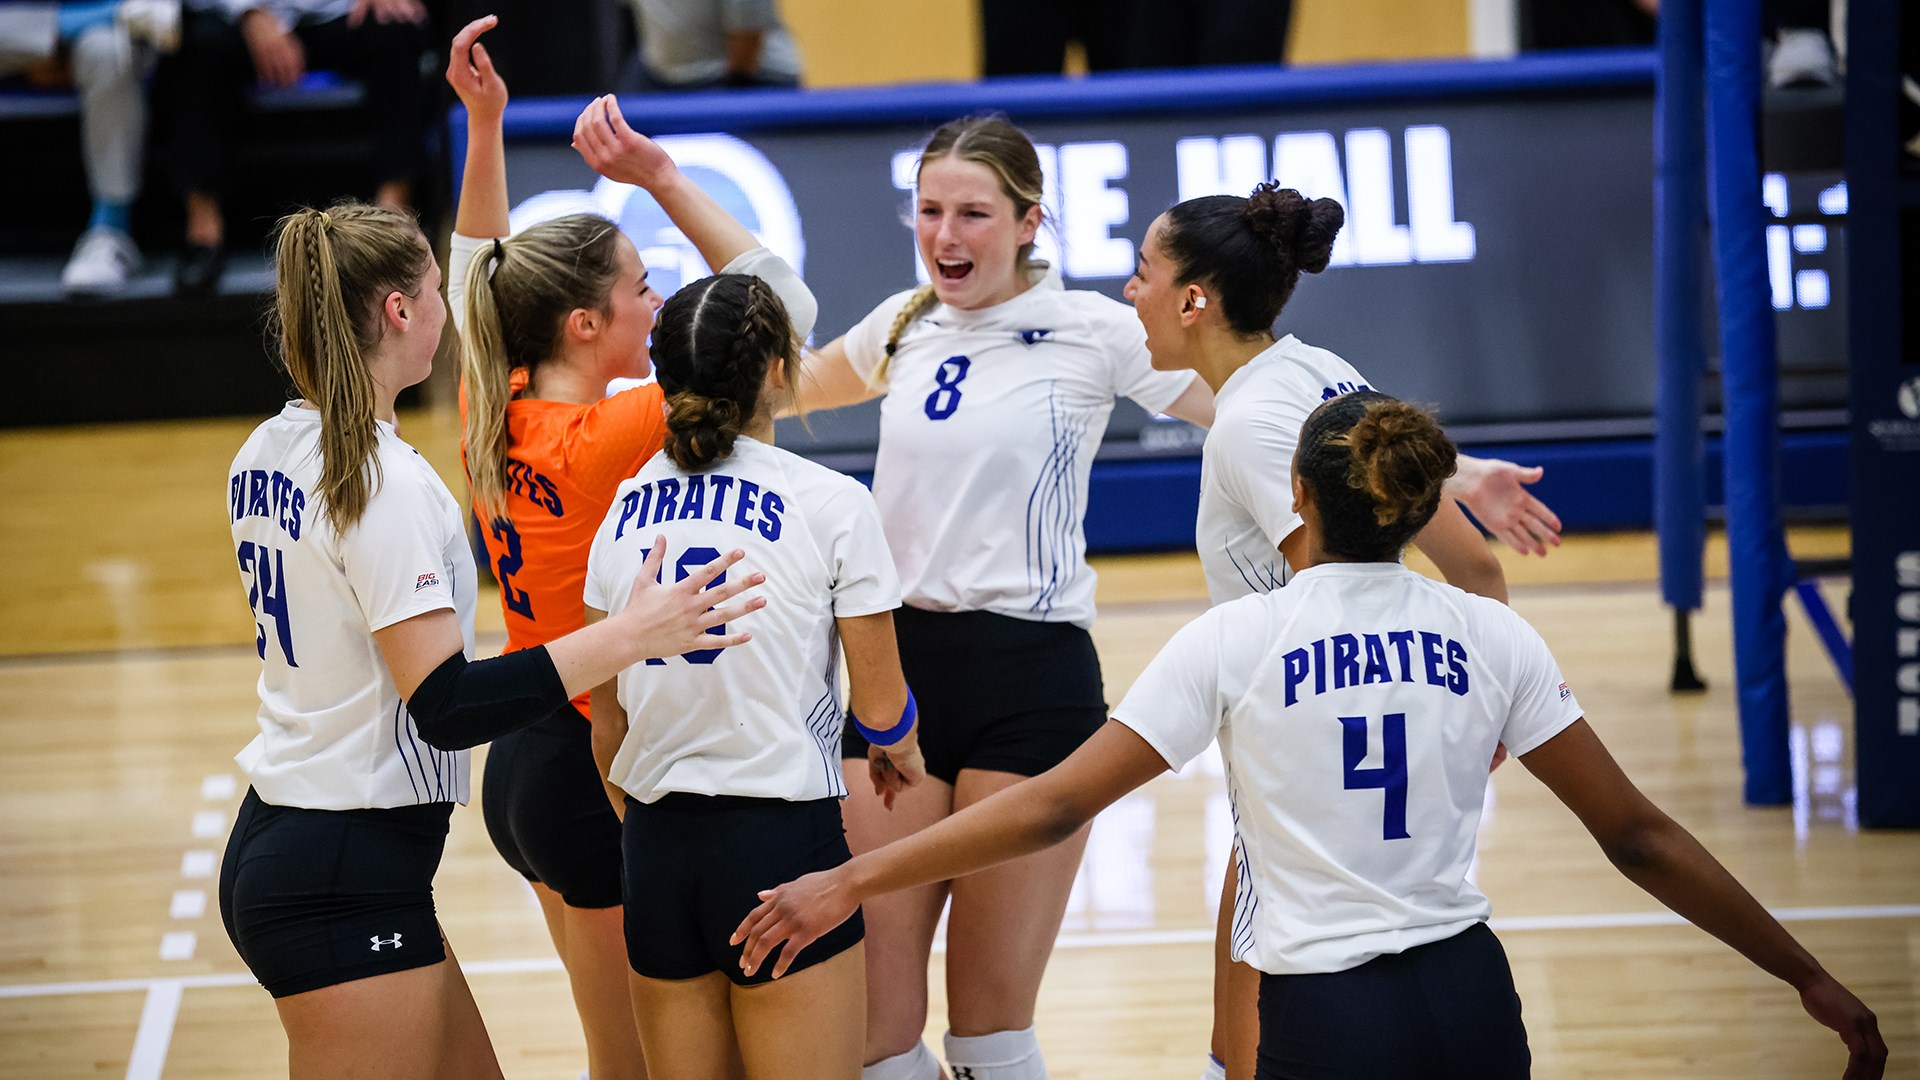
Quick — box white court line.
[178,852,215,879]
[190,812,224,839]
[1,902,1911,1001]
[168,891,206,920]
[124,980,182,1080]
[199,775,236,801]
[157,933,195,962]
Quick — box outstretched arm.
[1521,720,1886,1079]
[731,719,1168,978]
[1446,455,1561,557]
[785,336,883,414]
[447,16,510,241]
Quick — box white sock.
[1199,1054,1227,1080]
[864,1042,943,1080]
[943,1025,1046,1080]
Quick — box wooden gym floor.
[0,410,1914,1079]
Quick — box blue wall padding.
[1654,0,1709,614]
[1705,0,1797,805]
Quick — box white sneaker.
[62,226,141,296]
[117,0,181,54]
[1769,28,1837,89]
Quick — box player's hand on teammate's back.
[731,866,860,980]
[573,95,680,192]
[446,16,508,120]
[1798,974,1886,1079]
[1451,456,1562,557]
[617,538,764,658]
[869,743,926,810]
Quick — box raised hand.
[446,15,508,121]
[729,867,861,980]
[1450,456,1562,557]
[572,95,681,191]
[617,539,764,659]
[1798,975,1886,1079]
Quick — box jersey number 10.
[645,546,730,666]
[1340,713,1408,840]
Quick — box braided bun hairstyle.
[1297,391,1457,561]
[651,273,801,470]
[270,201,434,533]
[1159,180,1345,336]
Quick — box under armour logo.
[951,1069,976,1080]
[369,933,403,951]
[1018,329,1052,345]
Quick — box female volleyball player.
[732,392,1888,1080]
[1123,180,1557,1079]
[221,201,763,1078]
[583,272,923,1079]
[445,18,817,1076]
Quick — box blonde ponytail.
[271,203,430,534]
[461,241,513,520]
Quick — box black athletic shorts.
[621,793,863,986]
[219,787,452,999]
[481,703,624,908]
[841,605,1107,783]
[1256,922,1530,1080]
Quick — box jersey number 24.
[237,541,297,667]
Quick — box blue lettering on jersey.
[1282,630,1471,706]
[614,473,788,542]
[1319,380,1373,401]
[504,461,564,517]
[229,469,305,540]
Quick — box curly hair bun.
[1342,400,1453,527]
[1245,181,1345,275]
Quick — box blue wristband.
[853,690,917,747]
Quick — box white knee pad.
[1199,1053,1227,1080]
[865,1041,943,1080]
[944,1025,1046,1080]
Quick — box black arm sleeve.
[406,646,570,752]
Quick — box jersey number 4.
[1340,713,1408,840]
[237,541,297,667]
[645,546,730,666]
[923,355,972,420]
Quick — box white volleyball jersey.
[1112,563,1582,975]
[1197,336,1374,605]
[227,404,477,810]
[584,436,900,803]
[842,275,1198,629]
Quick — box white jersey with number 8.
[1112,563,1582,975]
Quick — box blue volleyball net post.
[1704,0,1798,805]
[1654,0,1708,694]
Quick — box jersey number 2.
[237,541,297,666]
[645,546,729,666]
[1340,713,1409,840]
[490,517,534,620]
[923,355,972,420]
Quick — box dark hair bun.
[1343,400,1453,526]
[665,392,743,470]
[1245,181,1345,275]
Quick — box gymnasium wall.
[778,0,1473,88]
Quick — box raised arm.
[1520,720,1886,1079]
[731,719,1168,978]
[446,16,510,241]
[572,95,756,273]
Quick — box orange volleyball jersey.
[465,382,668,719]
